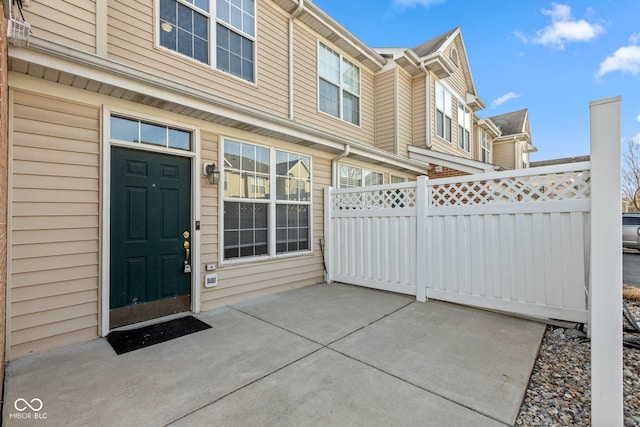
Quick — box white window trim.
[338,163,384,188]
[435,80,453,142]
[317,41,362,128]
[219,138,313,266]
[154,0,258,85]
[390,174,408,184]
[481,130,491,163]
[457,102,471,153]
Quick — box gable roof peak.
[488,109,529,136]
[412,27,460,58]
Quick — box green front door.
[110,147,192,328]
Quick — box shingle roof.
[488,109,528,136]
[412,27,459,58]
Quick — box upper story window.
[435,81,452,142]
[318,43,361,126]
[457,103,471,152]
[521,151,528,169]
[159,0,256,82]
[481,130,491,163]
[339,164,383,188]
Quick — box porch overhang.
[9,37,426,175]
[408,146,498,175]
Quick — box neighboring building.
[489,109,538,170]
[2,1,536,359]
[530,155,590,168]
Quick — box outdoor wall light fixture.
[203,163,220,185]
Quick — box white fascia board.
[408,146,495,174]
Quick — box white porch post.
[324,186,333,284]
[416,176,428,302]
[590,96,622,425]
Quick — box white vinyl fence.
[324,162,591,323]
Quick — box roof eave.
[273,0,387,72]
[421,53,455,79]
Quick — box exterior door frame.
[100,106,201,336]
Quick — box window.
[158,0,256,82]
[110,115,191,150]
[435,81,452,142]
[390,175,407,184]
[457,103,471,152]
[339,164,383,188]
[318,43,361,126]
[223,140,311,260]
[522,151,528,169]
[481,130,491,163]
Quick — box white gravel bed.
[515,302,640,426]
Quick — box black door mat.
[106,315,212,355]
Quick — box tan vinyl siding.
[429,75,457,157]
[107,0,290,118]
[374,69,396,153]
[493,142,516,170]
[9,90,101,359]
[200,131,219,276]
[22,0,96,53]
[412,76,426,150]
[430,37,474,160]
[444,40,468,100]
[200,154,329,311]
[292,24,375,146]
[396,68,413,158]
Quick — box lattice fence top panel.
[332,187,417,210]
[429,170,591,207]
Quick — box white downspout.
[289,0,304,120]
[420,62,432,148]
[331,145,351,188]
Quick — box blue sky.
[311,0,640,161]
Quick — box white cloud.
[637,114,640,122]
[491,92,520,108]
[596,45,640,77]
[392,0,445,8]
[517,3,604,49]
[632,132,640,144]
[631,33,640,44]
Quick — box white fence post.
[590,96,622,425]
[324,186,333,284]
[416,176,428,302]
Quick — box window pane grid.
[436,81,452,142]
[159,0,255,82]
[224,202,268,259]
[318,42,360,125]
[224,141,312,260]
[276,204,310,254]
[110,115,191,150]
[224,140,270,199]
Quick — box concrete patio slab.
[3,307,320,426]
[232,282,413,344]
[3,283,545,426]
[171,348,505,427]
[330,300,546,425]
